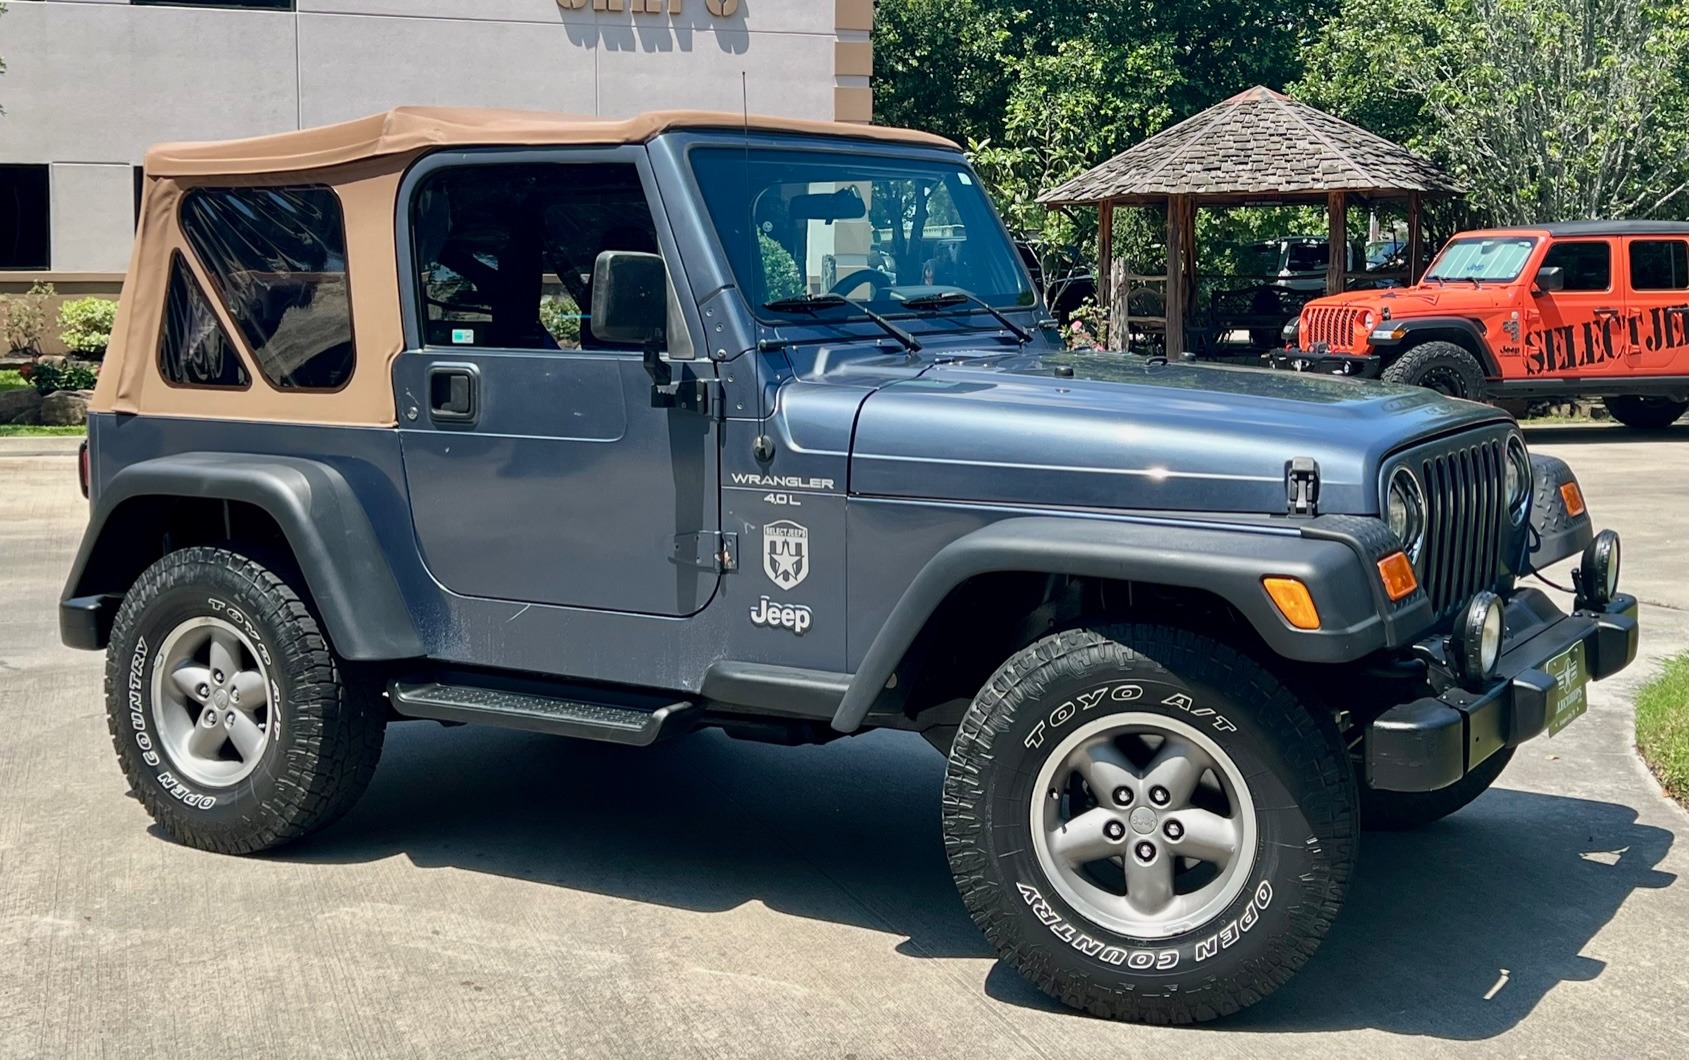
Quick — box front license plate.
[1544,639,1589,737]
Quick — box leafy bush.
[758,233,806,301]
[540,295,583,347]
[58,297,119,358]
[1,282,55,355]
[28,360,98,395]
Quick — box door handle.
[1593,307,1619,316]
[426,363,479,424]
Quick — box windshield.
[690,146,1034,322]
[1423,235,1538,283]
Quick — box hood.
[1310,284,1517,316]
[849,351,1506,514]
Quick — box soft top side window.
[180,185,355,391]
[1630,239,1689,291]
[1540,240,1612,292]
[158,251,251,390]
[409,161,679,352]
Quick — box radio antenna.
[744,71,776,464]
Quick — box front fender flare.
[833,515,1421,732]
[62,453,424,661]
[1373,317,1500,376]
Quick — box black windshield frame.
[688,144,1035,325]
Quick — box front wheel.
[104,546,386,854]
[1604,395,1688,430]
[1381,340,1487,399]
[942,625,1357,1023]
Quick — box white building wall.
[0,0,871,273]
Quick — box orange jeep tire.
[1381,341,1487,400]
[1604,395,1689,431]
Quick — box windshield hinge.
[1285,457,1321,517]
[672,531,738,574]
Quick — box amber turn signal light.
[1263,577,1320,630]
[1559,480,1586,517]
[1377,551,1419,602]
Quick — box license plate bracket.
[1544,639,1589,737]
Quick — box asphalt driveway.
[1,423,1684,1058]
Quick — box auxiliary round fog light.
[1579,530,1621,608]
[1452,591,1504,687]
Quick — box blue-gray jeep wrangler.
[62,108,1638,1023]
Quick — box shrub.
[58,297,119,358]
[29,360,99,395]
[1,282,55,355]
[540,294,583,347]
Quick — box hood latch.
[1285,457,1321,517]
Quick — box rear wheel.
[942,624,1357,1023]
[104,546,385,854]
[1382,340,1487,400]
[1360,747,1514,831]
[1603,395,1688,430]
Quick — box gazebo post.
[1406,191,1423,282]
[1165,195,1186,356]
[1325,191,1346,295]
[1097,199,1115,347]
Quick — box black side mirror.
[1534,265,1565,292]
[591,250,667,346]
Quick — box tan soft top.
[145,106,957,177]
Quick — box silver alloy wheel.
[150,616,275,788]
[1029,711,1258,940]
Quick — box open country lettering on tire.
[61,106,1639,1023]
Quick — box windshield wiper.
[762,293,922,352]
[896,289,1033,344]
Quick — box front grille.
[1304,306,1363,351]
[1413,436,1508,617]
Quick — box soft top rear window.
[180,185,355,390]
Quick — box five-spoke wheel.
[151,616,274,787]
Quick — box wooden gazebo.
[1039,86,1462,354]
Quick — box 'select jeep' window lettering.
[179,185,355,390]
[1630,240,1689,291]
[158,251,250,390]
[409,163,664,351]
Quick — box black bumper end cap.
[60,594,120,651]
[1367,697,1467,793]
[1587,594,1639,680]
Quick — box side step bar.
[389,680,700,747]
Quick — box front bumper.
[1365,589,1639,792]
[1265,347,1382,378]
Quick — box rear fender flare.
[63,453,424,660]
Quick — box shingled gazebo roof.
[1039,86,1460,206]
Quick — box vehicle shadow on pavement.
[270,723,1677,1039]
[1521,423,1689,445]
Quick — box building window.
[1630,239,1689,291]
[159,252,251,390]
[130,2,296,10]
[180,185,356,390]
[0,164,51,270]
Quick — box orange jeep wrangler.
[1269,221,1689,429]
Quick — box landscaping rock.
[0,387,44,425]
[39,390,89,427]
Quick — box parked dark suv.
[62,107,1637,1024]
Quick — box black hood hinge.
[1285,457,1321,517]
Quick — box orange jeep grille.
[1303,306,1364,352]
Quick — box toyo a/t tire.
[104,546,385,855]
[942,624,1357,1023]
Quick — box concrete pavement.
[0,425,1684,1058]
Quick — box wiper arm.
[897,289,1033,344]
[762,293,922,352]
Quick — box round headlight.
[1504,436,1531,523]
[1579,529,1621,608]
[1386,467,1426,558]
[1361,309,1376,331]
[1452,591,1504,687]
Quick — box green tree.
[1296,0,1689,222]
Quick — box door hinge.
[1285,456,1321,517]
[672,531,738,573]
